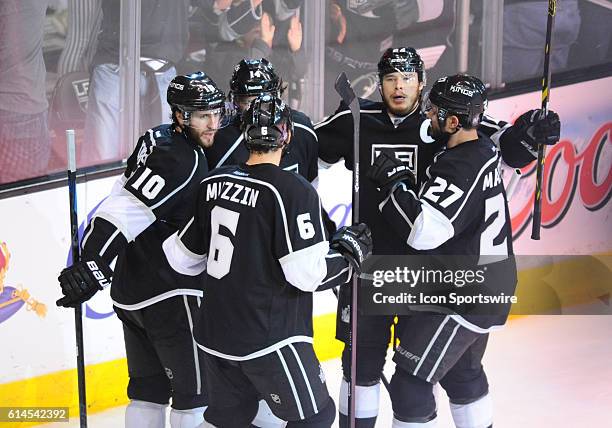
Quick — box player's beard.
[187,126,215,148]
[429,117,451,144]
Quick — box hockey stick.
[531,0,556,240]
[66,130,88,427]
[334,72,360,428]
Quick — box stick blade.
[334,72,356,105]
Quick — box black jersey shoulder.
[290,109,314,127]
[125,124,202,179]
[442,135,498,164]
[429,135,499,184]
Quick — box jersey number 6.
[208,206,240,279]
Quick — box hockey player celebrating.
[367,73,517,428]
[205,58,319,183]
[162,94,373,428]
[315,47,560,427]
[56,71,228,428]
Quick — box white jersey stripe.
[317,197,326,238]
[391,185,415,228]
[294,122,318,141]
[195,336,314,361]
[289,344,318,414]
[320,266,350,286]
[183,296,202,395]
[450,314,504,333]
[215,134,244,169]
[413,315,449,376]
[178,217,195,239]
[81,217,96,250]
[99,228,121,257]
[112,289,204,311]
[277,349,305,419]
[426,322,460,382]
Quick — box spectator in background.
[204,0,307,106]
[324,0,397,112]
[257,0,307,107]
[0,0,51,184]
[503,0,581,83]
[82,0,189,167]
[57,0,101,75]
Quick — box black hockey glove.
[56,256,113,308]
[367,151,416,194]
[513,109,561,154]
[330,223,373,272]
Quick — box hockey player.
[162,94,373,428]
[56,71,228,428]
[367,74,517,428]
[205,58,319,183]
[315,47,561,427]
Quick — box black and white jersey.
[315,98,530,255]
[163,164,352,360]
[380,136,517,329]
[205,110,319,182]
[80,124,210,309]
[316,98,441,254]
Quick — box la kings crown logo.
[371,144,418,175]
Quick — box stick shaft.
[349,95,360,428]
[531,0,556,240]
[66,130,88,427]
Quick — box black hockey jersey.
[80,124,210,308]
[315,98,527,255]
[163,163,352,360]
[205,110,319,182]
[380,136,517,329]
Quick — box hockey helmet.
[424,74,487,129]
[230,58,281,98]
[167,71,228,126]
[377,47,425,84]
[241,94,293,152]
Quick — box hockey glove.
[330,223,373,272]
[514,109,561,154]
[56,256,113,308]
[367,151,416,194]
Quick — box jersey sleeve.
[274,181,351,292]
[379,151,498,250]
[480,113,535,168]
[314,101,352,167]
[293,113,320,183]
[162,184,209,276]
[81,129,202,265]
